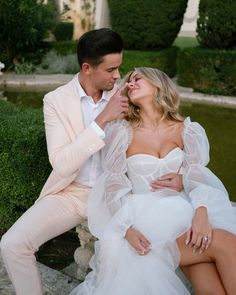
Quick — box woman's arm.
[182,117,232,251]
[186,206,212,253]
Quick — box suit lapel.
[62,75,85,138]
[60,75,119,139]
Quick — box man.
[0,28,182,295]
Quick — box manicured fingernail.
[185,240,189,245]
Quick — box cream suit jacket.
[37,74,117,201]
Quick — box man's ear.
[81,62,91,74]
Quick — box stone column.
[179,0,200,37]
[94,0,110,29]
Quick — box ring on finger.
[203,236,208,242]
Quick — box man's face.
[89,53,123,91]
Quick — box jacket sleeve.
[43,93,105,178]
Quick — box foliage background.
[108,0,188,50]
[197,0,236,49]
[0,0,57,65]
[0,101,50,230]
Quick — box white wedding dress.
[70,118,236,295]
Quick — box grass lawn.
[174,36,199,48]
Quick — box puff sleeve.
[88,120,133,239]
[182,117,236,232]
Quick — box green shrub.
[177,47,236,96]
[13,59,35,74]
[0,0,57,63]
[197,0,236,49]
[33,47,178,76]
[53,22,74,41]
[108,0,188,50]
[51,40,77,55]
[34,50,79,74]
[0,101,50,230]
[121,46,179,77]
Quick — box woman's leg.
[177,229,236,295]
[181,263,226,295]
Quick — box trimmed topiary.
[197,0,236,49]
[108,0,188,50]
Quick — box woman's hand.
[125,227,151,256]
[186,206,212,253]
[150,173,183,192]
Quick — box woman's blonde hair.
[122,67,183,127]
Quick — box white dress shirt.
[74,75,110,187]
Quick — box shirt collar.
[76,73,109,102]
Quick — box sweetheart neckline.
[127,147,183,161]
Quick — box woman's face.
[127,72,156,106]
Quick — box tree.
[108,0,188,50]
[0,0,57,63]
[197,0,236,49]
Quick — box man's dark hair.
[77,28,123,68]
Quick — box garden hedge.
[121,46,179,77]
[108,0,188,50]
[197,0,236,49]
[177,47,236,96]
[49,43,179,77]
[51,40,77,56]
[0,101,50,230]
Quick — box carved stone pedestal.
[74,222,97,281]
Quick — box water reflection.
[1,88,236,201]
[0,86,54,109]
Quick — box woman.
[70,68,236,295]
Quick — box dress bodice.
[127,147,184,194]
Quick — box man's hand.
[150,173,183,192]
[95,83,129,129]
[125,227,151,256]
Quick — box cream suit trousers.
[0,182,89,295]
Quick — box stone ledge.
[39,263,79,295]
[0,74,74,90]
[0,254,80,295]
[0,73,235,109]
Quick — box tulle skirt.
[70,193,194,295]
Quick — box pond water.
[0,87,49,109]
[1,88,236,201]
